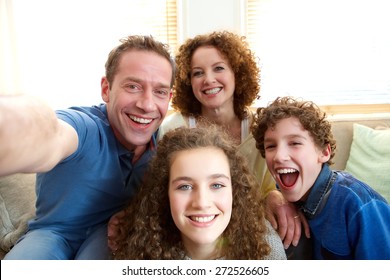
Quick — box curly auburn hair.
[105,35,175,88]
[113,125,271,259]
[172,31,260,120]
[251,96,336,165]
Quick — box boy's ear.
[319,144,331,163]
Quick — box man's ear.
[101,77,110,102]
[319,144,331,163]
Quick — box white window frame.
[245,0,390,114]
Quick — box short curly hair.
[114,125,271,259]
[251,97,336,165]
[172,31,260,120]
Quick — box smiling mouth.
[128,115,153,124]
[276,168,299,187]
[189,215,217,223]
[203,87,221,95]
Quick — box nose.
[136,89,157,113]
[191,186,212,209]
[203,71,216,85]
[273,146,290,163]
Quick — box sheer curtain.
[1,0,177,108]
[0,0,21,95]
[246,0,390,113]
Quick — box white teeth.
[204,88,221,95]
[129,115,152,124]
[277,168,297,174]
[191,215,215,223]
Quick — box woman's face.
[190,46,235,111]
[168,146,233,259]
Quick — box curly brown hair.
[114,125,271,259]
[105,35,175,88]
[172,31,260,120]
[251,97,336,165]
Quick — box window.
[0,0,177,108]
[246,0,390,114]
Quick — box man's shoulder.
[56,104,108,126]
[57,104,106,119]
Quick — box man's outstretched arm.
[0,94,78,176]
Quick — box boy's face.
[264,117,330,202]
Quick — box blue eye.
[178,184,192,191]
[211,183,224,189]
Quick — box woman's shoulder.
[157,112,188,141]
[264,220,287,260]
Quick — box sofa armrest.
[0,173,36,253]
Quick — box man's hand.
[107,210,126,252]
[265,190,310,249]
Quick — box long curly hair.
[114,125,271,259]
[172,31,260,120]
[251,97,336,164]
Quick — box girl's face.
[190,46,235,111]
[264,117,331,202]
[168,146,233,259]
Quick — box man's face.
[101,50,172,151]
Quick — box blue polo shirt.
[28,104,156,240]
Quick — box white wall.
[7,0,243,109]
[179,0,244,42]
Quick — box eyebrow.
[191,61,227,70]
[123,76,170,89]
[265,133,307,141]
[170,173,230,184]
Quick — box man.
[0,35,174,259]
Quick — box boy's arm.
[0,94,78,176]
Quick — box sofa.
[1,113,389,259]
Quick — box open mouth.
[203,87,221,95]
[277,168,299,188]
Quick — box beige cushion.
[0,173,36,252]
[345,124,390,202]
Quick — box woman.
[158,30,274,198]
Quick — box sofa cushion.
[345,123,390,202]
[0,173,36,252]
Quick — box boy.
[251,96,390,259]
